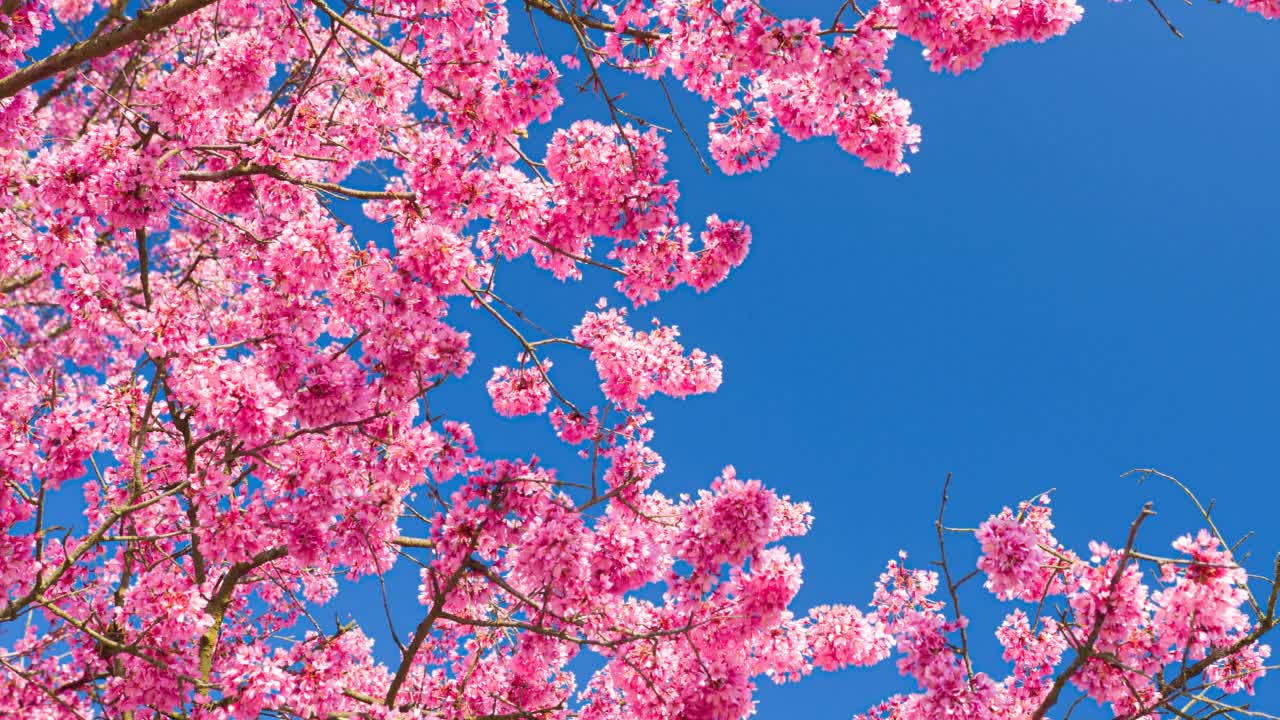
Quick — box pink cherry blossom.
[487,357,555,417]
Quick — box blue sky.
[17,1,1280,716]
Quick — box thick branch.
[180,163,415,201]
[384,557,472,706]
[0,271,42,294]
[196,545,288,692]
[0,0,219,100]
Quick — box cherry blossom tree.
[2,0,1279,718]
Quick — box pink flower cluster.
[807,604,893,671]
[487,357,554,417]
[573,306,723,410]
[975,495,1062,601]
[894,0,1085,73]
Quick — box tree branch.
[0,0,220,100]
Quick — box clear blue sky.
[362,2,1280,716]
[24,1,1280,716]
